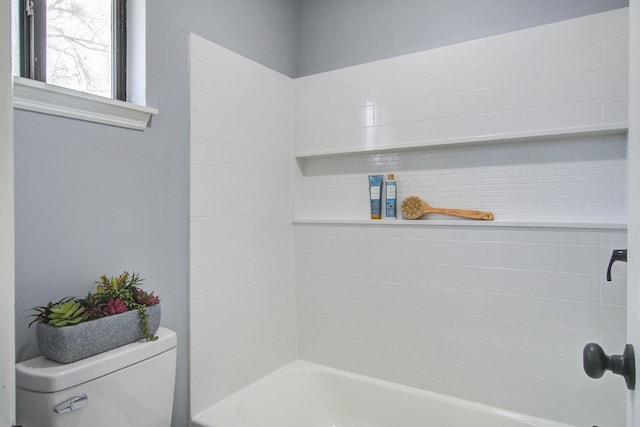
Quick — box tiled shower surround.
[189,35,296,415]
[295,224,626,426]
[190,8,628,426]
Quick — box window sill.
[12,77,158,130]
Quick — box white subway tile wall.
[293,8,628,427]
[295,224,627,426]
[189,34,296,416]
[189,7,629,427]
[294,8,628,155]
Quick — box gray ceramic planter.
[36,303,161,364]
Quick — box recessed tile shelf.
[293,125,628,229]
[293,124,628,159]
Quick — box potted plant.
[28,271,161,364]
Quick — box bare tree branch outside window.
[46,0,112,97]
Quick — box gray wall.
[297,0,628,76]
[13,1,628,426]
[13,1,297,427]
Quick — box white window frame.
[12,0,157,130]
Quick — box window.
[11,0,156,130]
[16,0,126,100]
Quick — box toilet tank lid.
[16,327,177,393]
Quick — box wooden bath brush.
[401,196,494,220]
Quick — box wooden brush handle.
[401,196,494,220]
[425,207,494,220]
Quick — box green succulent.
[47,299,89,327]
[28,296,74,328]
[29,297,89,328]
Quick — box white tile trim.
[293,125,627,158]
[292,219,627,230]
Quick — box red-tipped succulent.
[79,292,108,320]
[134,289,160,306]
[106,298,129,315]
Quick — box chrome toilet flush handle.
[606,249,627,282]
[53,394,88,414]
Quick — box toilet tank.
[16,327,177,427]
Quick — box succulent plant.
[95,271,144,306]
[79,292,107,320]
[96,271,133,293]
[95,271,158,341]
[106,298,129,315]
[28,271,159,341]
[46,299,89,327]
[28,296,75,328]
[135,289,160,306]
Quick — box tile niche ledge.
[293,125,628,159]
[293,218,627,230]
[12,76,158,130]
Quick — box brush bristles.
[401,196,424,219]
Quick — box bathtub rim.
[190,359,574,427]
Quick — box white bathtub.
[191,360,573,427]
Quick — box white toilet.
[16,327,177,427]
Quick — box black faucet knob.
[583,343,635,390]
[606,249,627,282]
